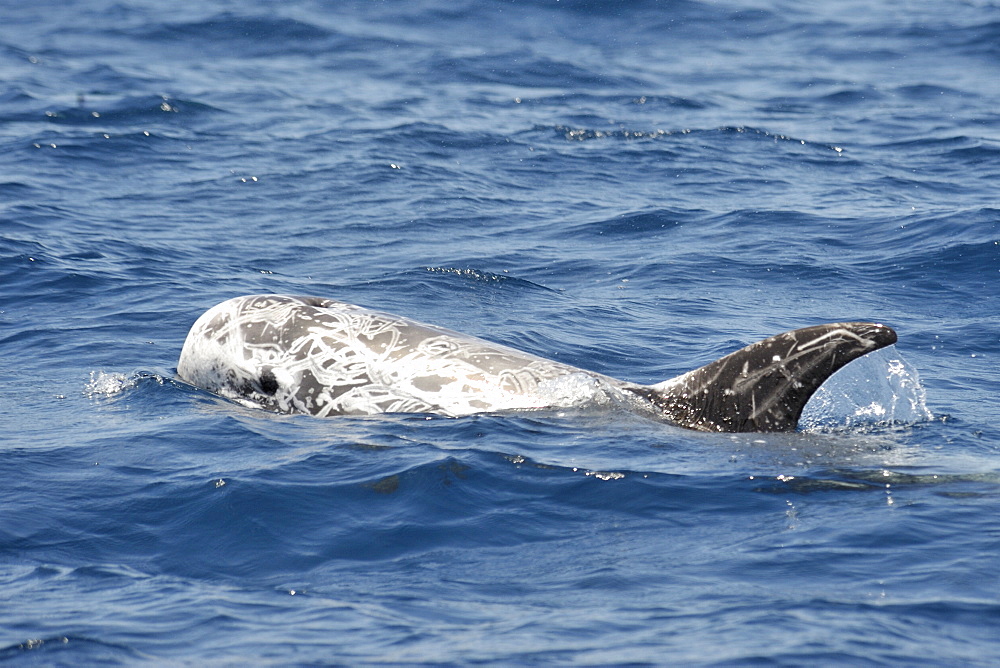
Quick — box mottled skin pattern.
[178,295,898,432]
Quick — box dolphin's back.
[178,294,897,432]
[177,295,613,418]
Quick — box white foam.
[84,370,137,398]
[535,373,609,408]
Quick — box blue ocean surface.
[1,0,999,664]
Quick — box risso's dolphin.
[177,294,897,432]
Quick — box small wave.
[428,50,645,89]
[40,95,223,127]
[0,634,148,662]
[514,92,710,110]
[753,467,1000,495]
[124,13,337,56]
[566,209,691,239]
[424,267,558,292]
[0,636,70,655]
[541,124,845,152]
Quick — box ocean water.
[1,0,999,664]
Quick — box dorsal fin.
[626,322,897,432]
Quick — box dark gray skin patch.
[259,369,279,396]
[410,375,453,393]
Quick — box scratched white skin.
[178,295,897,433]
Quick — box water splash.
[84,370,137,398]
[799,347,932,433]
[84,370,171,400]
